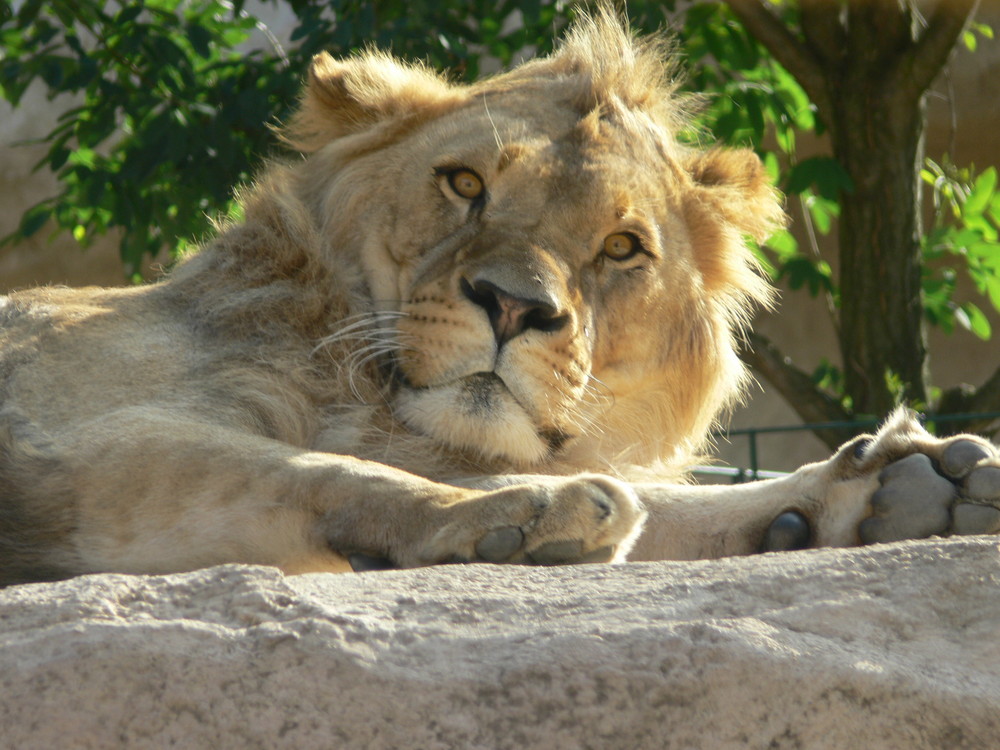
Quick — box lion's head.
[279,9,783,474]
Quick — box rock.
[3,538,1000,749]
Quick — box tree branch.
[723,0,833,120]
[741,332,854,449]
[798,0,846,68]
[937,361,1000,437]
[893,0,979,102]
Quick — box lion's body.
[2,10,998,586]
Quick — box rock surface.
[2,538,1000,749]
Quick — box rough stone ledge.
[2,537,1000,749]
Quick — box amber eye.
[447,169,485,200]
[602,232,640,261]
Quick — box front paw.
[419,476,646,567]
[760,411,1000,553]
[349,475,647,571]
[860,435,1000,544]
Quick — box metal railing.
[698,411,1000,483]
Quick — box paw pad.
[763,511,810,552]
[475,526,525,562]
[941,440,993,478]
[966,465,1000,501]
[952,503,1000,535]
[952,465,1000,535]
[859,453,955,544]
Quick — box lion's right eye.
[602,232,641,262]
[446,169,485,200]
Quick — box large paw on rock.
[757,413,999,554]
[857,435,1000,545]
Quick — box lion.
[1,9,998,586]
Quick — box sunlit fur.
[0,9,790,583]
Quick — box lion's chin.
[394,372,551,466]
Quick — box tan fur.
[0,9,987,586]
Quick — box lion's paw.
[860,436,1000,544]
[761,412,1000,553]
[351,476,646,571]
[820,431,1000,544]
[430,476,645,565]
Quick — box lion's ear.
[683,148,785,307]
[281,51,461,152]
[686,148,784,243]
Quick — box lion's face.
[288,16,782,471]
[379,100,702,466]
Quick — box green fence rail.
[704,411,1000,483]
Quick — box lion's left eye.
[602,232,641,261]
[447,169,485,200]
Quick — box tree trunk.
[830,50,929,415]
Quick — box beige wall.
[2,7,998,473]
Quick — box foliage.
[922,160,1000,341]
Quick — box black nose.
[460,278,568,347]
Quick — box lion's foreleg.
[629,411,1000,562]
[627,464,869,561]
[49,408,645,577]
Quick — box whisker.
[311,310,409,357]
[582,374,616,408]
[305,310,416,405]
[566,375,616,439]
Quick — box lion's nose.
[460,277,568,347]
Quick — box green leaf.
[187,24,214,59]
[764,228,798,261]
[804,193,839,234]
[68,147,98,168]
[115,5,143,25]
[811,358,843,392]
[956,302,992,340]
[983,275,1000,313]
[780,256,833,297]
[964,167,997,218]
[784,157,853,199]
[20,204,52,237]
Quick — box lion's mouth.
[461,372,571,450]
[460,371,515,411]
[393,369,570,464]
